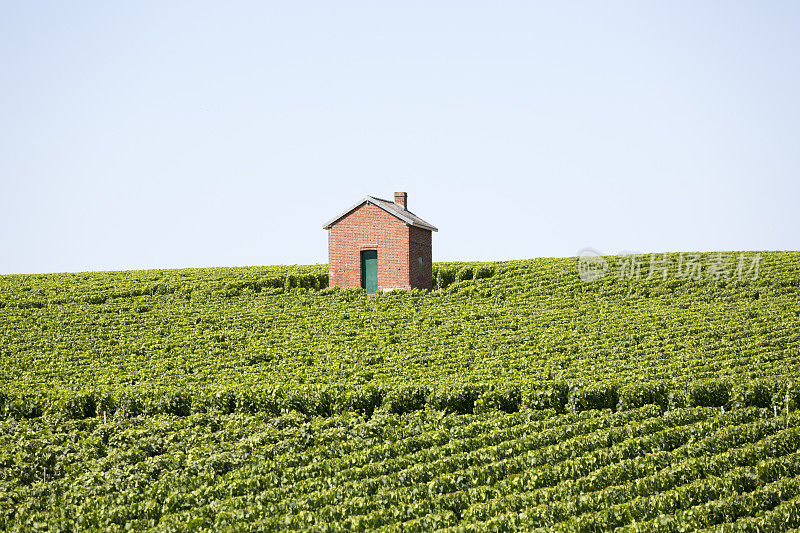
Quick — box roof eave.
[408,220,438,232]
[322,197,370,229]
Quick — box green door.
[361,250,378,294]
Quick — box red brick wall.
[409,225,433,290]
[328,202,423,291]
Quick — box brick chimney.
[394,191,407,210]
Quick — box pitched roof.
[322,196,438,232]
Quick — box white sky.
[1,2,798,274]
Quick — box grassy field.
[1,251,799,531]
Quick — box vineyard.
[1,251,799,530]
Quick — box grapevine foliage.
[1,252,799,530]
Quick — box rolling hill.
[1,251,799,531]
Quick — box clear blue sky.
[1,2,798,274]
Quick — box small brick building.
[323,192,438,293]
